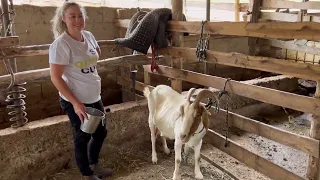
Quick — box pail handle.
[101,108,110,127]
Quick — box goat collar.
[192,123,205,136]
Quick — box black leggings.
[59,97,107,176]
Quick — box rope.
[151,43,159,72]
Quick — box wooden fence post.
[307,82,320,180]
[171,0,183,93]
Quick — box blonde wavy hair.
[51,1,87,39]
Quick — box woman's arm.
[50,63,88,123]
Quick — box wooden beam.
[260,12,296,22]
[0,54,150,83]
[215,108,319,158]
[169,21,320,41]
[234,0,240,22]
[142,64,320,116]
[117,76,153,92]
[205,129,305,180]
[96,54,161,66]
[116,20,320,40]
[245,22,320,31]
[248,0,262,55]
[200,154,239,180]
[206,0,210,21]
[0,40,119,59]
[262,0,320,10]
[117,76,320,158]
[259,39,320,55]
[0,36,19,47]
[260,12,320,23]
[185,2,248,12]
[158,46,320,82]
[170,0,183,93]
[307,84,320,179]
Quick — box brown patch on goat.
[201,107,210,131]
[155,127,159,137]
[187,106,204,136]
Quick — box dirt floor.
[44,140,235,180]
[45,108,311,180]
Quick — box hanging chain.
[196,20,209,62]
[204,78,232,147]
[1,0,16,37]
[219,78,231,147]
[224,93,230,147]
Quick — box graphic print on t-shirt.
[73,46,98,74]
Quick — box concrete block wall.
[0,5,122,75]
[0,5,126,129]
[0,100,150,180]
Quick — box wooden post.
[206,0,210,21]
[301,0,309,17]
[171,0,183,93]
[248,0,262,56]
[204,0,210,74]
[235,0,240,22]
[117,9,133,102]
[307,82,320,180]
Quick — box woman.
[49,1,112,180]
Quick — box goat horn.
[193,89,219,106]
[186,88,196,103]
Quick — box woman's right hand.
[73,101,88,124]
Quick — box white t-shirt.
[49,30,101,104]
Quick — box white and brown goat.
[143,85,218,180]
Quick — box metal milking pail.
[80,107,105,134]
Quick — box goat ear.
[201,106,210,130]
[180,105,184,117]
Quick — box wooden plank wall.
[258,0,320,64]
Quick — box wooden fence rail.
[0,40,119,59]
[117,75,315,180]
[262,0,320,9]
[1,39,320,82]
[187,2,249,12]
[159,47,320,82]
[116,20,320,41]
[206,129,305,180]
[118,75,320,158]
[142,64,320,116]
[0,54,151,83]
[259,39,320,56]
[260,12,320,23]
